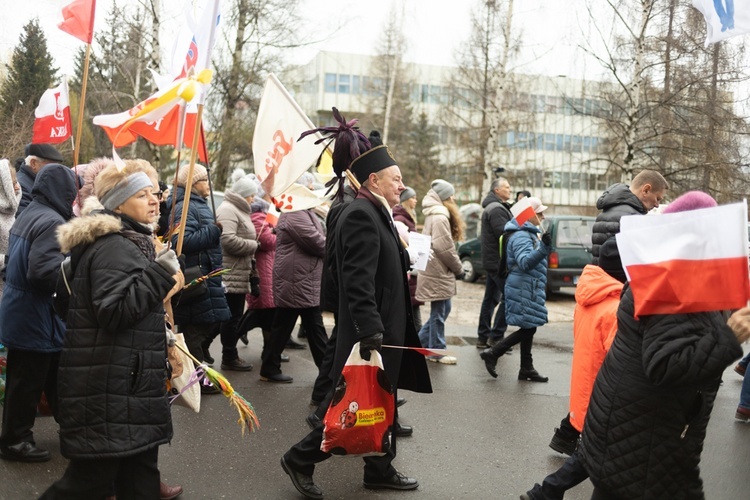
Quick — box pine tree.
[0,18,58,157]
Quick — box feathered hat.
[297,107,371,200]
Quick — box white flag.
[693,0,750,45]
[252,74,326,198]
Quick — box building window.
[352,75,360,94]
[545,133,556,151]
[324,73,336,93]
[338,74,350,94]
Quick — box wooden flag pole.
[175,103,205,256]
[73,43,92,168]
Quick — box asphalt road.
[2,282,749,499]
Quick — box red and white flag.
[58,0,96,44]
[511,197,536,226]
[32,81,72,144]
[252,74,328,199]
[693,0,750,45]
[616,201,750,317]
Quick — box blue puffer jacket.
[0,164,77,352]
[503,219,551,328]
[169,187,230,325]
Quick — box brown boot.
[160,481,183,499]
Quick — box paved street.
[2,280,750,499]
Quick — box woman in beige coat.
[415,179,464,364]
[214,176,259,371]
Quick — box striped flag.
[511,197,536,226]
[616,201,750,317]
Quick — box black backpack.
[497,230,514,278]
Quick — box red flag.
[32,81,72,144]
[58,0,96,44]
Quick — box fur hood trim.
[57,212,122,254]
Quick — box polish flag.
[616,201,750,317]
[32,81,72,144]
[58,0,96,44]
[511,197,536,226]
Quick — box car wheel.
[461,257,478,282]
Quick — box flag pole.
[73,43,92,168]
[175,103,205,256]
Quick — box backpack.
[497,230,514,278]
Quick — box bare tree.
[442,0,521,195]
[208,0,304,190]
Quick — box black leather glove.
[456,271,466,281]
[541,232,552,246]
[359,332,383,361]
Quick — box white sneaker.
[427,355,457,365]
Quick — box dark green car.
[457,215,595,293]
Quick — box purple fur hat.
[662,191,717,214]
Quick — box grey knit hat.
[399,186,416,203]
[232,176,258,198]
[431,179,455,201]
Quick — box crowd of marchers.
[1,130,750,500]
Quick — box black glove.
[541,232,552,246]
[359,332,383,361]
[456,271,466,281]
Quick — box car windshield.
[556,219,593,249]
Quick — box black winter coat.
[331,188,431,395]
[579,286,742,499]
[169,187,230,325]
[56,211,176,459]
[479,192,512,273]
[591,183,646,264]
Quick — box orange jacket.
[569,265,623,432]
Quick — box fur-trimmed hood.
[57,211,122,254]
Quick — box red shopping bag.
[321,343,395,456]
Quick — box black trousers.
[310,319,338,405]
[40,446,160,500]
[219,293,247,362]
[527,450,589,499]
[490,327,537,368]
[260,307,328,377]
[284,394,398,482]
[0,349,59,447]
[181,323,217,363]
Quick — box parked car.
[457,215,595,293]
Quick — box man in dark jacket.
[476,177,513,348]
[0,164,76,462]
[590,169,668,274]
[282,144,432,499]
[15,143,64,217]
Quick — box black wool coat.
[579,286,742,499]
[331,188,431,395]
[56,212,176,459]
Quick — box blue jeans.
[418,299,451,350]
[477,273,507,342]
[740,360,750,410]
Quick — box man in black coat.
[281,145,432,499]
[476,177,513,349]
[590,170,668,274]
[15,143,64,217]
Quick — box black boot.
[480,349,499,378]
[518,367,548,382]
